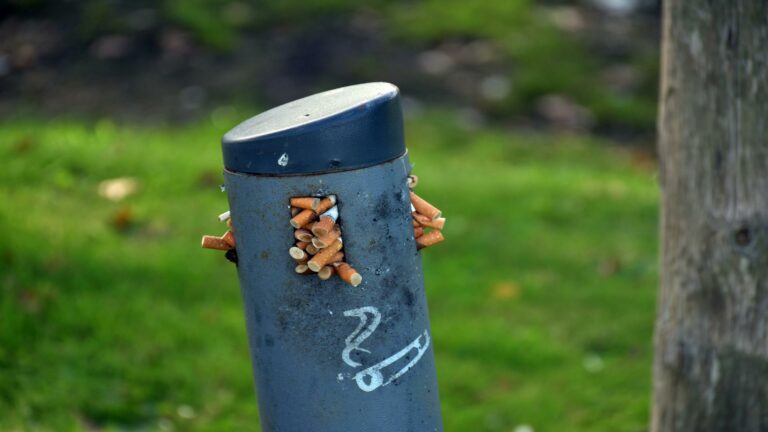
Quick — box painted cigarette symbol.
[340,306,430,392]
[352,330,430,393]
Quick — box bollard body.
[222,83,443,432]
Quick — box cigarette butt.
[295,263,311,274]
[290,197,320,210]
[413,213,445,230]
[308,239,343,272]
[294,229,313,243]
[419,216,446,230]
[328,251,344,265]
[289,246,307,261]
[290,209,316,228]
[317,265,336,280]
[312,216,335,237]
[290,206,300,217]
[305,243,319,255]
[407,175,419,189]
[222,230,236,247]
[218,210,231,222]
[410,191,441,220]
[315,195,337,214]
[416,230,444,250]
[201,235,231,250]
[320,205,339,221]
[414,226,424,238]
[335,262,362,287]
[412,212,434,226]
[313,226,341,248]
[296,241,310,250]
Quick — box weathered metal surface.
[225,154,443,432]
[222,82,404,175]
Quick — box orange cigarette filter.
[412,212,432,226]
[308,239,343,272]
[317,265,336,280]
[315,195,337,214]
[290,197,320,210]
[419,216,446,230]
[290,209,316,228]
[327,251,344,265]
[416,230,444,250]
[410,191,441,220]
[313,226,340,248]
[295,241,310,250]
[305,243,319,255]
[335,262,362,287]
[201,235,231,250]
[294,229,313,243]
[311,216,335,237]
[222,230,236,247]
[413,226,424,238]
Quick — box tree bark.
[653,1,768,431]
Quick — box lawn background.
[1,110,657,431]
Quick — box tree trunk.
[653,1,768,431]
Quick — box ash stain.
[374,193,392,219]
[402,288,415,307]
[381,272,399,290]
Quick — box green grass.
[0,111,658,431]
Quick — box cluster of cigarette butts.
[201,176,444,275]
[408,175,446,250]
[288,195,363,287]
[200,210,238,263]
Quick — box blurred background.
[1,1,660,431]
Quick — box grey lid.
[222,82,405,175]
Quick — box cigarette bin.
[221,82,443,432]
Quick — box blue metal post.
[222,82,443,432]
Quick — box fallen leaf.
[98,177,139,201]
[492,280,521,301]
[111,206,135,231]
[598,257,622,276]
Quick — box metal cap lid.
[222,82,405,175]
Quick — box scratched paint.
[277,153,289,166]
[340,306,430,392]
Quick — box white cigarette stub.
[321,206,339,221]
[218,210,231,222]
